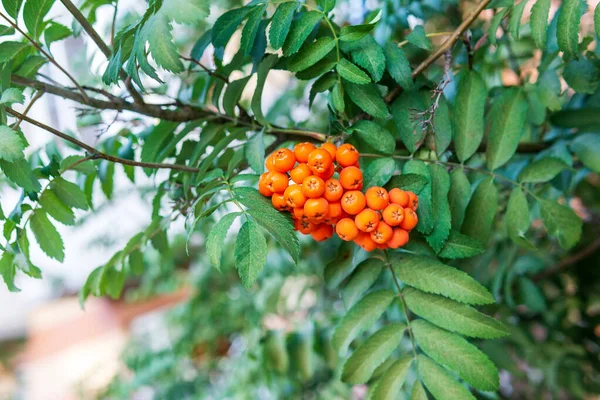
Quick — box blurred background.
[1,0,600,399]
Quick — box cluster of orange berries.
[258,142,419,252]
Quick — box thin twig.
[0,10,90,102]
[181,56,229,83]
[533,238,600,282]
[13,91,44,130]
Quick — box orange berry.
[327,202,343,223]
[355,208,381,233]
[271,193,288,211]
[301,176,326,199]
[265,171,289,193]
[272,148,296,172]
[335,143,359,167]
[314,163,335,180]
[354,231,377,252]
[389,188,409,207]
[376,243,389,250]
[336,218,359,241]
[258,173,272,197]
[293,207,306,220]
[324,179,343,202]
[294,142,316,163]
[365,187,389,211]
[266,154,276,172]
[388,228,409,249]
[341,190,366,215]
[304,198,329,222]
[321,142,337,158]
[284,184,307,208]
[400,208,418,231]
[307,149,333,174]
[370,221,393,244]
[311,223,334,242]
[382,204,405,226]
[290,163,312,184]
[339,166,363,190]
[295,218,315,235]
[407,191,419,211]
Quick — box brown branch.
[0,10,90,102]
[533,238,600,282]
[58,0,144,104]
[13,91,43,130]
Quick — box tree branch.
[533,238,600,282]
[58,0,144,104]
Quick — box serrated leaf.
[539,199,582,250]
[392,253,494,305]
[385,174,428,194]
[39,189,75,226]
[345,36,385,82]
[23,0,54,40]
[404,288,508,338]
[30,209,64,262]
[288,36,336,72]
[0,125,25,162]
[438,230,485,259]
[310,72,337,106]
[344,82,389,119]
[240,5,266,56]
[235,218,267,288]
[234,187,299,263]
[212,6,252,48]
[351,120,395,154]
[454,71,487,163]
[206,212,241,270]
[531,0,551,49]
[406,25,431,50]
[486,88,528,170]
[509,1,527,39]
[331,83,345,113]
[426,164,451,253]
[339,23,375,42]
[518,157,570,183]
[282,11,323,56]
[402,160,433,235]
[412,319,499,391]
[341,323,406,384]
[2,0,23,19]
[391,91,427,153]
[143,13,183,74]
[557,0,581,58]
[461,177,498,244]
[448,168,470,230]
[0,252,19,292]
[336,58,371,84]
[0,88,25,105]
[269,2,297,50]
[0,159,41,193]
[161,0,210,25]
[251,55,278,124]
[0,41,30,63]
[434,96,453,156]
[296,53,337,80]
[44,22,72,47]
[489,7,511,46]
[571,133,600,172]
[370,356,412,400]
[332,289,396,354]
[51,177,89,210]
[342,258,384,309]
[363,157,395,188]
[418,355,476,400]
[383,42,412,90]
[245,130,265,174]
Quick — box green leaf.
[160,0,210,24]
[363,157,395,188]
[461,177,498,244]
[332,289,396,354]
[434,96,453,156]
[345,36,386,82]
[240,5,266,56]
[341,323,406,384]
[0,125,25,162]
[418,355,476,400]
[288,331,314,381]
[412,319,499,391]
[531,0,551,49]
[296,53,337,80]
[30,209,64,262]
[0,41,30,63]
[383,43,412,90]
[223,76,250,116]
[310,73,337,106]
[51,177,89,210]
[391,253,495,305]
[0,24,15,36]
[342,258,384,309]
[370,356,412,400]
[339,24,376,42]
[288,36,336,72]
[404,288,508,338]
[251,55,278,124]
[0,88,25,105]
[244,130,265,174]
[234,187,299,263]
[448,168,470,230]
[331,83,345,113]
[571,133,600,172]
[282,11,323,56]
[317,0,336,13]
[438,230,485,259]
[39,189,75,226]
[596,2,600,40]
[453,71,487,163]
[518,157,570,183]
[343,82,389,119]
[324,243,355,289]
[351,120,395,154]
[336,58,371,84]
[23,0,54,40]
[426,164,451,253]
[550,108,600,131]
[563,58,599,94]
[2,0,23,19]
[410,381,428,400]
[406,25,431,50]
[539,199,582,250]
[212,6,252,49]
[44,22,72,47]
[206,212,242,270]
[141,121,179,174]
[0,159,41,193]
[385,173,428,194]
[557,0,581,58]
[509,1,527,39]
[0,252,19,292]
[235,218,268,288]
[143,13,184,74]
[402,160,433,235]
[489,7,511,46]
[269,2,297,50]
[391,91,426,153]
